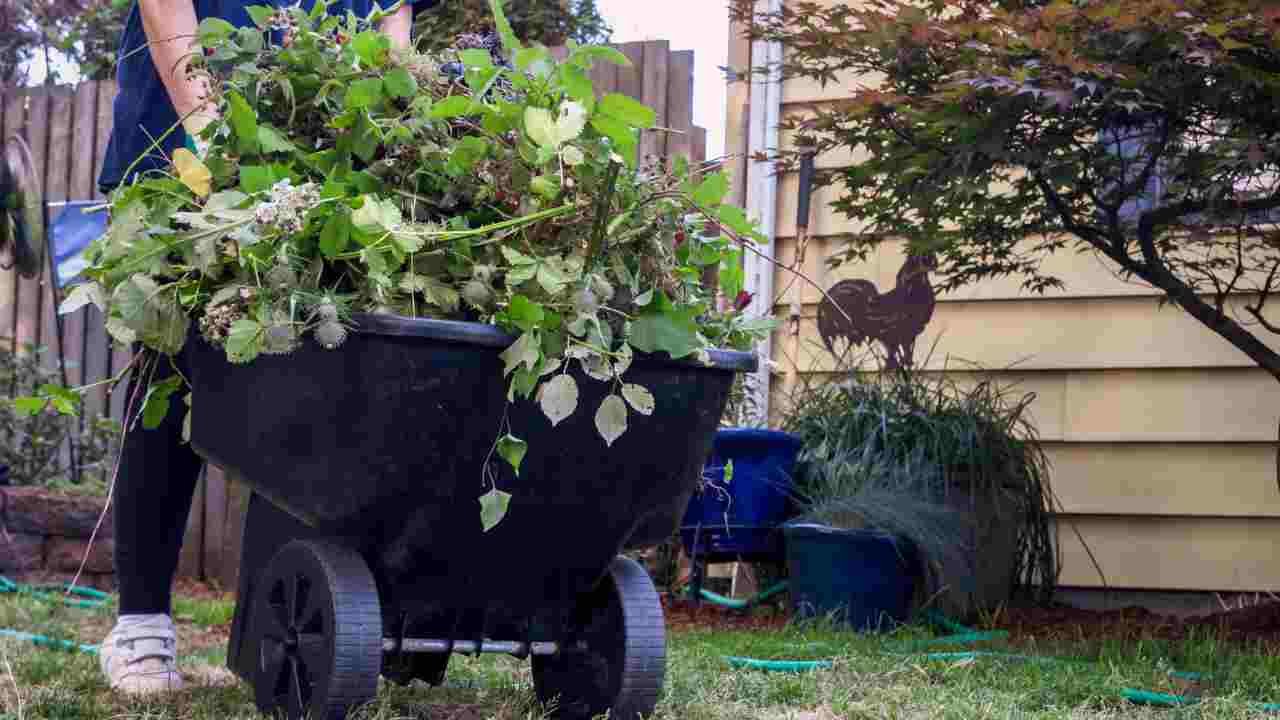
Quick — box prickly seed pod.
[590,276,615,303]
[461,280,493,309]
[265,263,297,289]
[315,300,339,322]
[314,320,348,350]
[573,287,599,315]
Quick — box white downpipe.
[743,0,783,426]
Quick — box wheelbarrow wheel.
[250,539,383,720]
[532,556,665,719]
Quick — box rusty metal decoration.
[0,134,43,279]
[817,252,938,371]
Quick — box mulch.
[660,590,1280,653]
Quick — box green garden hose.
[0,575,107,655]
[696,581,790,609]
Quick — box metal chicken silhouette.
[816,253,937,371]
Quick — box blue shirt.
[98,0,438,193]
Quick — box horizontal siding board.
[773,235,1159,306]
[1056,515,1280,591]
[1045,442,1280,517]
[779,296,1275,373]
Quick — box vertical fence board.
[202,466,228,588]
[616,42,645,113]
[666,50,695,163]
[13,93,45,352]
[1,91,18,349]
[42,91,75,473]
[639,41,671,163]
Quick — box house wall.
[731,0,1280,593]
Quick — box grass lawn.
[2,586,1280,719]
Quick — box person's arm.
[136,0,217,139]
[380,3,414,50]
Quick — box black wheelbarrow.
[186,313,755,720]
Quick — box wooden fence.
[0,40,707,588]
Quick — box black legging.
[113,347,203,615]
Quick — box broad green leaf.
[508,295,545,332]
[692,171,731,208]
[502,247,538,265]
[13,396,47,416]
[59,282,104,315]
[599,93,656,129]
[206,189,249,211]
[562,145,585,166]
[430,96,474,119]
[500,331,540,376]
[113,275,187,355]
[479,488,512,532]
[351,195,401,233]
[239,166,279,194]
[525,107,558,148]
[515,45,553,77]
[496,434,528,475]
[558,64,595,106]
[346,78,384,109]
[226,91,260,156]
[536,262,575,296]
[629,294,701,359]
[459,49,494,68]
[226,319,263,364]
[196,17,236,45]
[715,205,767,243]
[257,125,298,154]
[621,383,655,416]
[383,67,418,98]
[141,375,183,430]
[633,289,654,307]
[350,30,390,66]
[589,115,637,165]
[319,210,351,257]
[245,4,274,28]
[569,45,631,68]
[173,148,212,198]
[539,374,579,427]
[594,394,628,447]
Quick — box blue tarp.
[48,202,107,289]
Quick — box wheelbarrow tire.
[532,555,665,719]
[250,539,383,720]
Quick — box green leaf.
[239,164,285,194]
[570,45,630,69]
[558,64,595,106]
[599,93,656,129]
[594,395,628,447]
[629,293,702,359]
[112,275,187,355]
[515,45,553,76]
[524,107,558,148]
[141,375,183,430]
[621,383,655,416]
[346,78,384,109]
[245,5,274,28]
[351,195,402,234]
[319,210,351,257]
[479,488,512,532]
[226,319,263,364]
[589,115,637,165]
[197,17,237,45]
[496,434,527,475]
[692,171,731,208]
[539,374,578,427]
[459,49,495,69]
[487,0,522,56]
[257,125,298,154]
[430,96,474,119]
[13,396,47,416]
[508,295,545,332]
[350,113,380,164]
[383,67,418,98]
[500,331,541,376]
[715,205,767,243]
[227,91,260,156]
[350,30,390,66]
[525,103,588,148]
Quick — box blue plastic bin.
[680,428,802,560]
[784,523,917,631]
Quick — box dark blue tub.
[679,428,802,561]
[784,523,917,631]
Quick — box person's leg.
[101,347,203,694]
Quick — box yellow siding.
[756,1,1280,592]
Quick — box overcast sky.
[596,0,730,159]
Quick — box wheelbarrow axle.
[382,638,565,656]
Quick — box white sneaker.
[99,614,186,695]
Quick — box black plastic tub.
[186,313,755,719]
